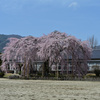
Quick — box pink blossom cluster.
[1,31,92,76]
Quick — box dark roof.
[64,49,100,60]
[91,49,100,59]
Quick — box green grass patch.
[4,73,19,78]
[85,73,96,78]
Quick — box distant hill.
[0,34,22,52]
[0,34,99,53]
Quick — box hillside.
[0,34,22,52]
[0,34,100,53]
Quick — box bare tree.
[88,35,98,49]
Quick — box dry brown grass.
[0,79,100,100]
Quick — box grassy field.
[0,78,100,100]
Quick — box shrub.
[92,65,100,77]
[0,68,5,78]
[94,69,100,77]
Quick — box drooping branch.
[1,31,92,77]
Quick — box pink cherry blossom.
[1,31,92,77]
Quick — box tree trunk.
[56,64,59,79]
[67,55,69,75]
[36,63,37,75]
[42,63,44,77]
[24,63,26,77]
[72,54,74,76]
[42,60,49,77]
[27,63,29,78]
